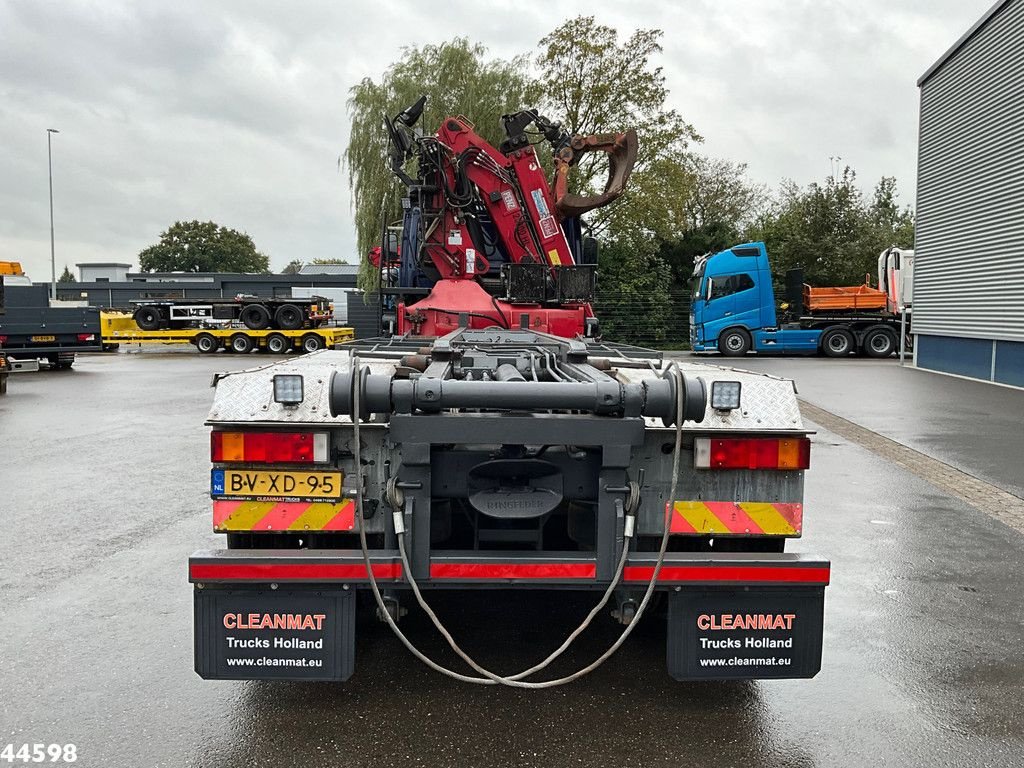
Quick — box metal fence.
[594,289,691,349]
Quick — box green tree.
[868,176,915,248]
[281,259,303,275]
[593,240,675,346]
[346,38,540,291]
[656,156,765,284]
[138,221,269,273]
[57,264,74,283]
[748,169,915,290]
[535,17,702,244]
[658,221,742,286]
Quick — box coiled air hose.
[352,356,687,687]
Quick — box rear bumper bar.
[191,549,829,682]
[189,549,830,588]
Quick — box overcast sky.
[0,0,993,280]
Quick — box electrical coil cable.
[352,355,688,686]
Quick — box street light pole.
[47,128,59,302]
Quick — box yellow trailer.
[101,312,354,354]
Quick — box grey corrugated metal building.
[914,0,1024,386]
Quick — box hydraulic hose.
[352,355,687,686]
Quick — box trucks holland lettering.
[190,97,830,685]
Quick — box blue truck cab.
[689,242,823,356]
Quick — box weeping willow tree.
[346,39,540,293]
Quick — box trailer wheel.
[229,333,255,354]
[265,333,289,354]
[194,333,219,354]
[863,327,897,358]
[301,333,324,353]
[718,328,751,357]
[133,305,162,331]
[240,304,272,330]
[821,327,855,357]
[274,303,304,330]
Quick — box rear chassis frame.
[192,332,828,683]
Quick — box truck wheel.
[718,328,751,357]
[274,304,304,330]
[194,333,219,354]
[301,333,324,353]
[265,333,289,354]
[863,328,896,358]
[240,304,272,330]
[229,333,255,354]
[821,328,855,357]
[133,306,162,331]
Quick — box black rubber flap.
[195,588,355,681]
[667,586,825,680]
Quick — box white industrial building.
[77,262,132,282]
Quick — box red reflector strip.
[622,565,830,585]
[429,563,596,580]
[189,563,402,581]
[190,561,828,585]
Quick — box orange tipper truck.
[189,332,829,684]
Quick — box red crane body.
[380,100,636,339]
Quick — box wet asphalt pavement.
[694,354,1024,499]
[2,350,1023,767]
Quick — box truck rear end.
[191,330,828,683]
[0,284,102,368]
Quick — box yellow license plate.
[32,335,56,342]
[212,469,342,500]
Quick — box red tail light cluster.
[211,431,329,464]
[77,333,96,342]
[695,437,810,470]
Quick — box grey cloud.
[0,0,995,280]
